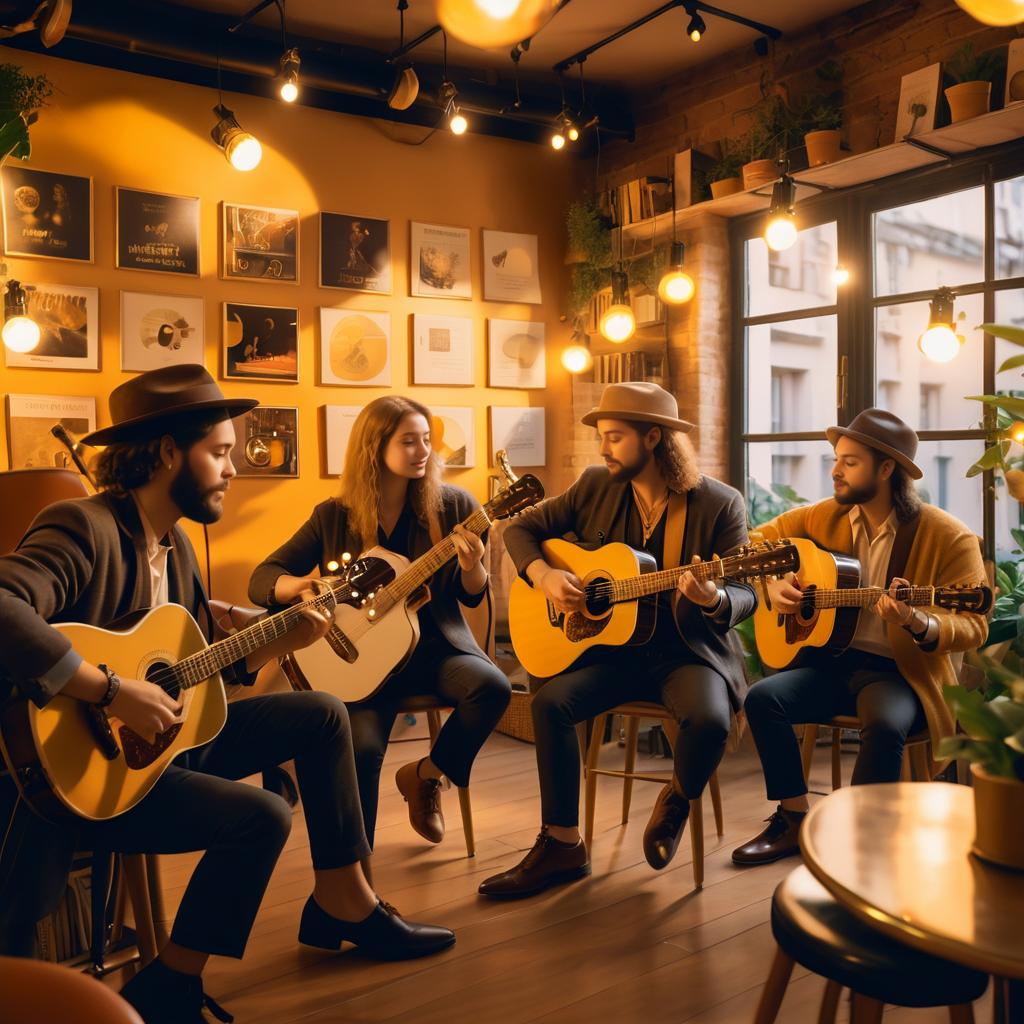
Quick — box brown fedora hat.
[581,381,694,433]
[83,364,258,446]
[826,408,923,480]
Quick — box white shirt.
[133,495,172,608]
[848,506,898,657]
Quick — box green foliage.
[746,477,806,528]
[945,42,1006,85]
[0,63,52,164]
[984,558,1024,652]
[733,615,765,682]
[707,146,745,184]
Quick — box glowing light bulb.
[765,213,798,252]
[279,80,298,103]
[954,0,1024,26]
[567,124,580,142]
[1009,421,1024,443]
[690,27,702,41]
[561,344,593,374]
[600,304,636,344]
[550,130,566,150]
[658,269,695,305]
[833,265,850,286]
[917,325,963,363]
[450,111,468,135]
[2,315,40,353]
[475,0,522,15]
[326,560,340,572]
[225,132,262,171]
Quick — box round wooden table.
[800,782,1024,1022]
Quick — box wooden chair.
[583,702,724,888]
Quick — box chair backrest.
[0,955,143,1024]
[0,468,89,555]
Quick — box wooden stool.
[583,702,723,888]
[395,696,476,857]
[754,865,986,1023]
[800,715,932,790]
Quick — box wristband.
[95,663,121,708]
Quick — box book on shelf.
[593,349,666,386]
[604,175,673,227]
[587,288,664,334]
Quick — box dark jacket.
[502,465,756,711]
[248,485,489,662]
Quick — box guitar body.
[286,547,423,704]
[0,604,227,823]
[753,537,861,670]
[509,538,658,679]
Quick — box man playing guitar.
[479,382,756,898]
[732,408,989,867]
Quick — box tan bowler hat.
[826,407,923,480]
[581,381,694,433]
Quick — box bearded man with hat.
[731,408,989,867]
[479,382,757,899]
[0,365,454,1024]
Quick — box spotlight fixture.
[686,9,707,41]
[2,279,40,353]
[439,79,467,134]
[211,104,262,171]
[917,287,964,363]
[600,268,636,343]
[387,65,420,110]
[437,0,561,49]
[954,0,1024,26]
[764,174,797,252]
[278,47,300,103]
[567,121,580,142]
[833,264,850,287]
[658,241,695,305]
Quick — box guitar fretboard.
[804,586,935,609]
[604,557,728,604]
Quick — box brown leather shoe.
[478,829,590,899]
[731,805,806,866]
[395,760,445,844]
[643,782,691,870]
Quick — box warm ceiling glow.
[438,0,560,47]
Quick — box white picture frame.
[412,313,473,386]
[482,229,541,304]
[431,406,475,469]
[5,393,96,469]
[318,308,392,387]
[3,283,99,371]
[487,318,545,389]
[120,291,205,372]
[895,63,941,140]
[489,406,545,467]
[323,404,363,476]
[410,221,471,299]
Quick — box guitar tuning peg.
[326,560,340,572]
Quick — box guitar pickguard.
[564,612,611,643]
[118,722,183,769]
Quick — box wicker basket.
[496,686,535,743]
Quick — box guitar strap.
[664,490,688,618]
[884,512,921,584]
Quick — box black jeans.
[531,647,732,828]
[75,690,370,959]
[744,648,927,801]
[347,637,511,845]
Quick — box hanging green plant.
[0,63,53,165]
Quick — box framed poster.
[320,212,391,293]
[482,229,541,304]
[895,64,942,139]
[318,308,391,387]
[229,406,298,478]
[431,406,475,469]
[3,283,99,370]
[410,221,471,298]
[223,302,298,382]
[121,291,205,372]
[222,203,298,282]
[0,166,92,262]
[487,318,545,389]
[116,187,200,275]
[412,313,473,385]
[489,406,545,467]
[6,393,96,469]
[323,404,362,476]
[1006,38,1024,106]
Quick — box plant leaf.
[967,444,1006,477]
[983,324,1024,347]
[967,394,1024,417]
[998,353,1024,374]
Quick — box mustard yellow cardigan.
[754,499,989,771]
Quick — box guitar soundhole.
[117,660,182,770]
[584,575,612,616]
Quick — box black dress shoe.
[478,828,590,899]
[731,805,806,866]
[298,896,455,960]
[120,958,233,1024]
[643,783,691,870]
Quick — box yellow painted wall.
[0,49,577,601]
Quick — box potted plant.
[0,62,52,167]
[707,147,745,200]
[944,42,1006,123]
[741,94,800,190]
[797,60,844,168]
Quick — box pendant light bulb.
[599,269,636,344]
[2,280,40,353]
[437,0,561,48]
[917,287,964,363]
[551,129,566,150]
[561,343,593,374]
[450,109,468,134]
[278,48,300,103]
[211,105,262,171]
[686,12,706,41]
[567,122,580,142]
[658,241,695,305]
[953,0,1024,26]
[764,175,798,251]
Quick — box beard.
[170,460,226,524]
[834,478,878,506]
[605,446,651,483]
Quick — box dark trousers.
[531,647,732,828]
[75,691,370,959]
[744,648,927,801]
[347,638,511,845]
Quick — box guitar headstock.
[342,556,396,604]
[934,585,994,615]
[485,473,545,521]
[727,540,800,580]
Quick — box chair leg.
[426,709,442,745]
[831,728,842,790]
[817,980,843,1024]
[456,785,475,858]
[689,793,704,889]
[123,854,158,966]
[947,1002,975,1024]
[910,743,931,782]
[144,853,168,948]
[621,715,639,825]
[800,725,817,785]
[584,714,608,849]
[709,771,724,837]
[850,993,885,1024]
[576,722,589,770]
[753,946,795,1024]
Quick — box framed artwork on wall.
[318,308,391,387]
[323,404,362,476]
[482,229,541,304]
[895,64,942,139]
[320,212,391,293]
[3,283,99,371]
[0,166,93,262]
[411,313,473,385]
[121,291,205,372]
[116,187,200,275]
[222,203,298,282]
[229,406,298,478]
[5,393,96,469]
[223,302,299,382]
[410,221,471,298]
[431,406,475,469]
[487,318,545,389]
[488,406,545,467]
[1006,38,1024,106]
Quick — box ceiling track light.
[211,103,262,171]
[2,279,41,353]
[918,287,964,363]
[278,46,300,102]
[440,80,467,134]
[764,173,797,251]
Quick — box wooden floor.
[141,728,995,1024]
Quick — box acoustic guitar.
[0,557,394,823]
[508,538,799,678]
[753,536,993,669]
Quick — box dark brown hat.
[826,408,922,480]
[83,364,258,446]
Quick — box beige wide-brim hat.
[826,407,923,480]
[581,381,694,433]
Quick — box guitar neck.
[609,558,726,603]
[808,585,935,609]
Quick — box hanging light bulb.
[211,104,262,171]
[833,264,850,287]
[917,288,964,363]
[278,48,300,103]
[600,269,636,344]
[550,127,566,150]
[567,121,580,142]
[449,109,468,134]
[437,0,561,48]
[440,79,468,135]
[658,241,695,305]
[764,174,798,252]
[1008,420,1024,444]
[561,342,593,374]
[954,0,1024,26]
[686,9,707,41]
[2,280,40,353]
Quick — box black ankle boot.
[120,958,233,1024]
[298,896,455,961]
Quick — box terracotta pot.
[972,764,1024,870]
[742,158,778,191]
[945,81,991,124]
[804,129,841,167]
[710,176,743,199]
[1005,468,1024,501]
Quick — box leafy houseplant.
[795,60,844,167]
[705,147,745,200]
[0,62,52,165]
[944,42,1007,123]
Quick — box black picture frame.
[0,166,93,263]
[223,301,299,382]
[319,211,391,293]
[229,406,299,478]
[116,187,200,275]
[222,203,299,283]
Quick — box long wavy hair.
[631,421,702,493]
[336,395,444,552]
[869,450,923,523]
